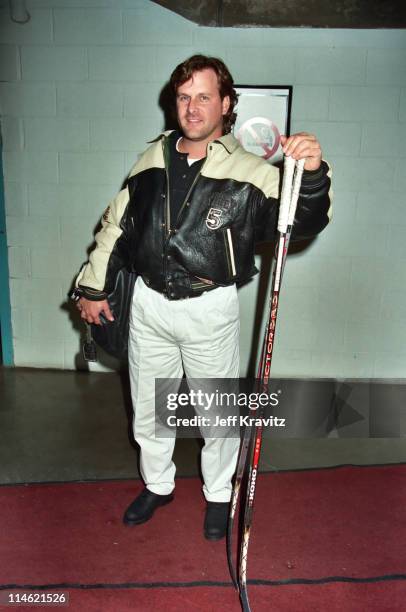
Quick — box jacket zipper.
[161,138,172,293]
[162,139,171,235]
[162,138,210,294]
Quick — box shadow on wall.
[159,81,179,132]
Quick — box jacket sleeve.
[290,160,332,240]
[254,160,332,243]
[74,185,131,300]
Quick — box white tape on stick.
[277,156,305,232]
[288,158,305,227]
[277,156,295,233]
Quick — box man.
[74,55,331,540]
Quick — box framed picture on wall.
[233,85,292,165]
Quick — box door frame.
[0,148,14,366]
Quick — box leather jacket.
[76,131,332,300]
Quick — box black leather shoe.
[123,488,174,526]
[204,501,230,540]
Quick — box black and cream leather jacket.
[75,131,332,300]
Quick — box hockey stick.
[227,156,300,587]
[239,157,305,611]
[227,156,305,610]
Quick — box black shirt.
[167,132,205,228]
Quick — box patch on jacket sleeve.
[102,206,111,222]
[209,192,233,211]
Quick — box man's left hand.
[280,132,322,172]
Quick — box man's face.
[176,68,230,144]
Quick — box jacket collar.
[213,132,240,154]
[150,130,240,155]
[149,130,175,144]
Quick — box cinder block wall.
[1,0,405,376]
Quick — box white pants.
[128,277,240,502]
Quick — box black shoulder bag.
[82,267,137,361]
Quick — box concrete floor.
[0,367,405,485]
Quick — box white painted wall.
[1,0,405,377]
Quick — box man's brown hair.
[170,54,238,134]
